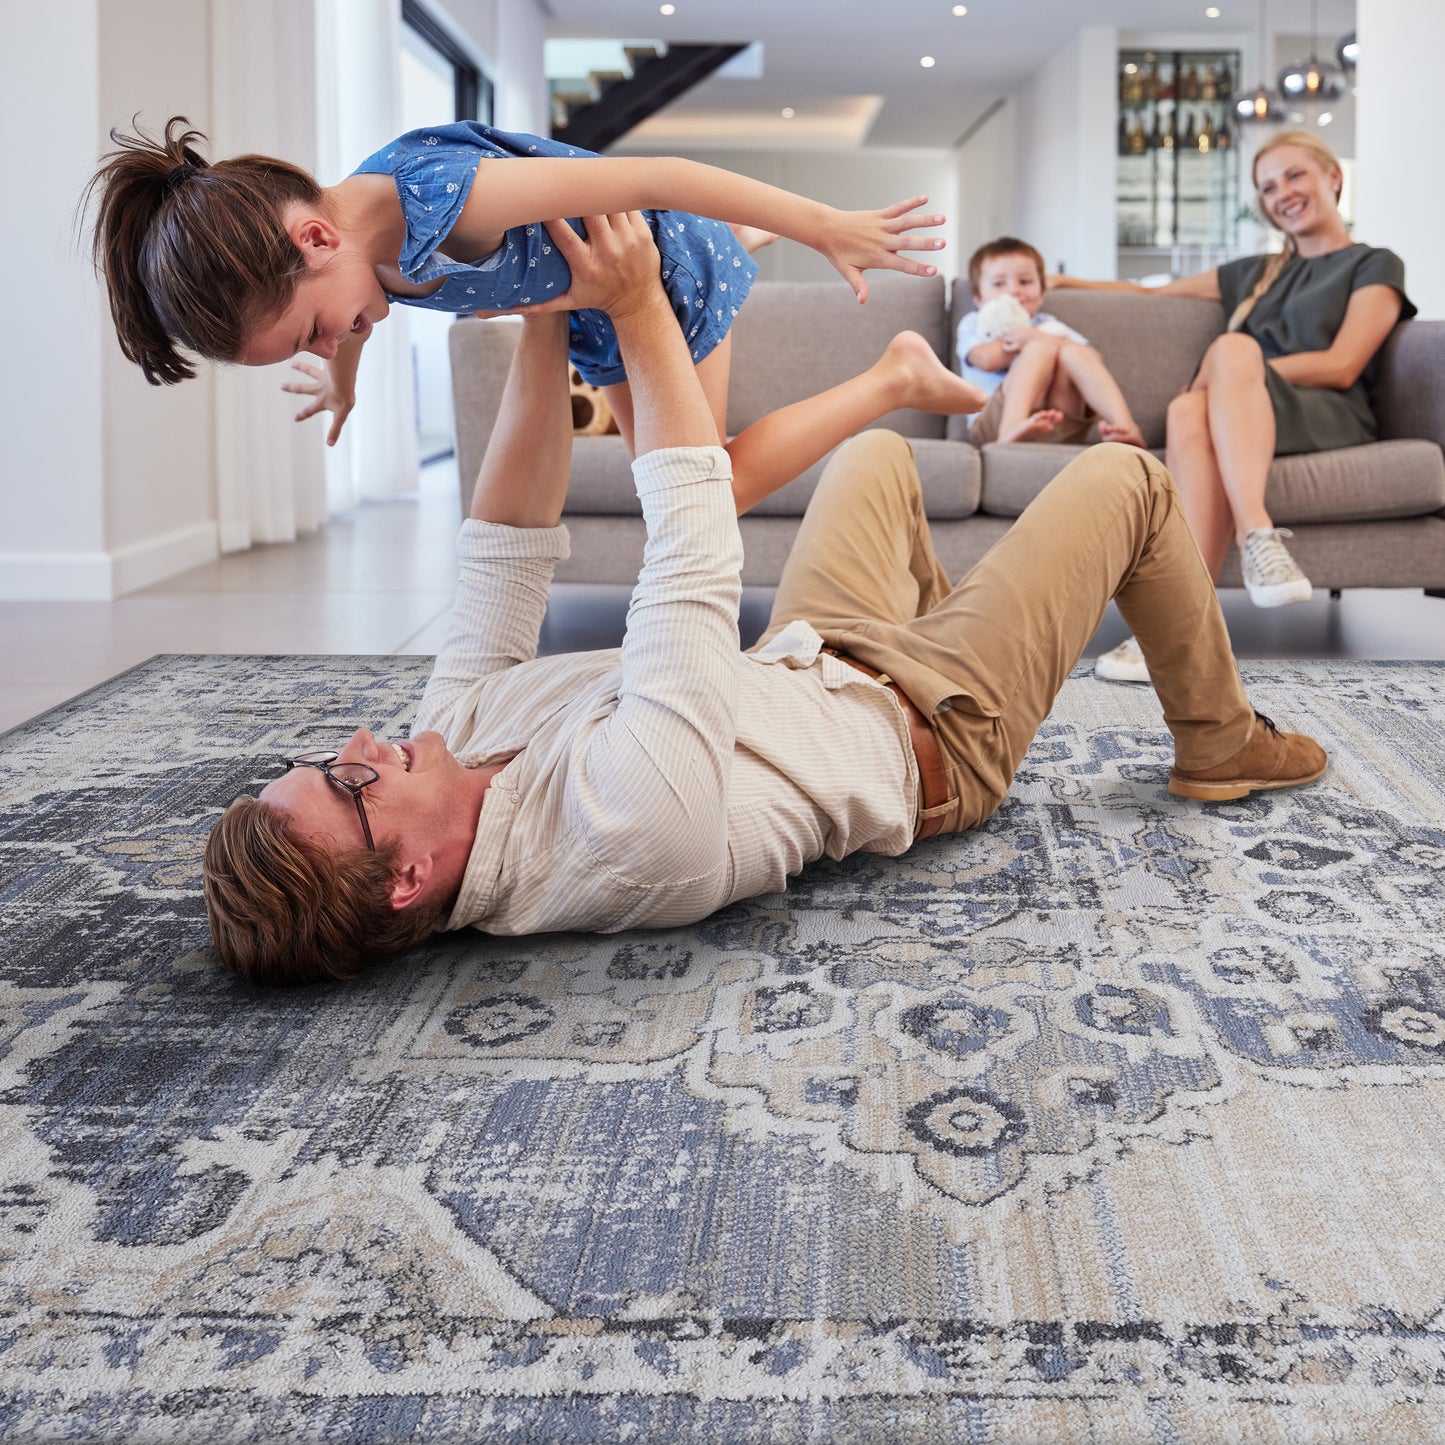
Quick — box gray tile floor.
[4,456,1443,735]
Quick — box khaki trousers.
[754,432,1255,835]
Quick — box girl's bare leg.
[1165,389,1234,577]
[602,381,636,454]
[1056,342,1146,446]
[1195,333,1277,543]
[608,332,985,514]
[725,332,987,514]
[601,337,732,463]
[729,223,778,255]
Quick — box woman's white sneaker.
[1095,636,1150,684]
[1241,527,1313,607]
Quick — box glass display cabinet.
[1117,48,1242,272]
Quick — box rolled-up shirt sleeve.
[415,519,571,734]
[576,445,743,891]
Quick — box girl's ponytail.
[83,116,322,384]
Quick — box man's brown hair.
[84,115,322,385]
[967,236,1047,297]
[204,797,444,987]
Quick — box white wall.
[1014,25,1119,280]
[3,0,108,592]
[434,0,548,134]
[1356,0,1443,317]
[953,100,1018,290]
[97,0,219,578]
[1,0,335,599]
[1,0,222,599]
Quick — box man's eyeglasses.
[283,751,378,850]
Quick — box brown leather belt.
[825,648,950,839]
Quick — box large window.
[401,1,491,124]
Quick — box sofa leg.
[1427,589,1445,600]
[1329,588,1342,601]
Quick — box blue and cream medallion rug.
[2,655,1444,1443]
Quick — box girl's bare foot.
[730,224,778,255]
[999,409,1064,443]
[882,330,988,414]
[1099,420,1148,448]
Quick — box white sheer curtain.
[314,0,420,512]
[210,0,330,550]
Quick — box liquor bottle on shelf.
[1200,65,1218,101]
[1160,105,1176,151]
[1216,111,1233,151]
[1118,111,1130,155]
[1180,63,1199,100]
[1197,113,1215,153]
[1128,115,1147,154]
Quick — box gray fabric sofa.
[448,275,1445,592]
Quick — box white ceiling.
[544,0,1358,148]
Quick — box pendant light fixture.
[1232,0,1286,124]
[1278,0,1346,102]
[1336,32,1358,73]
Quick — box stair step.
[624,45,662,75]
[588,69,628,98]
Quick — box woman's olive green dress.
[1216,244,1415,456]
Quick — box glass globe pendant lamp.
[1230,0,1286,124]
[1278,0,1346,102]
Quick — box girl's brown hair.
[1227,129,1344,333]
[85,115,323,385]
[203,796,445,987]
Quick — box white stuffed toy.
[974,294,1074,343]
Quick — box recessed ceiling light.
[659,3,675,12]
[1205,5,1221,15]
[920,55,936,68]
[781,106,795,118]
[952,5,968,14]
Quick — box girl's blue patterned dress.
[352,122,759,386]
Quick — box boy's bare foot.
[1099,420,1148,448]
[882,330,988,415]
[730,224,778,255]
[999,409,1064,443]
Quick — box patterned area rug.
[3,654,1444,1443]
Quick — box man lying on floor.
[204,211,1327,987]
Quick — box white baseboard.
[0,522,219,601]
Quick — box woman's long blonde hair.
[1227,129,1344,331]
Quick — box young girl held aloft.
[88,117,956,507]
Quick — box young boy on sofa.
[957,237,1147,448]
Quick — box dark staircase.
[552,43,748,153]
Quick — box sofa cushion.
[561,431,982,519]
[979,437,1445,523]
[949,281,1224,450]
[729,276,950,440]
[1267,439,1445,522]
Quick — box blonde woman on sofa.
[1051,130,1415,683]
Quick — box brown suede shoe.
[1168,711,1328,801]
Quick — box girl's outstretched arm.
[284,332,366,445]
[451,156,944,303]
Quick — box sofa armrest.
[448,316,523,514]
[1375,320,1445,449]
